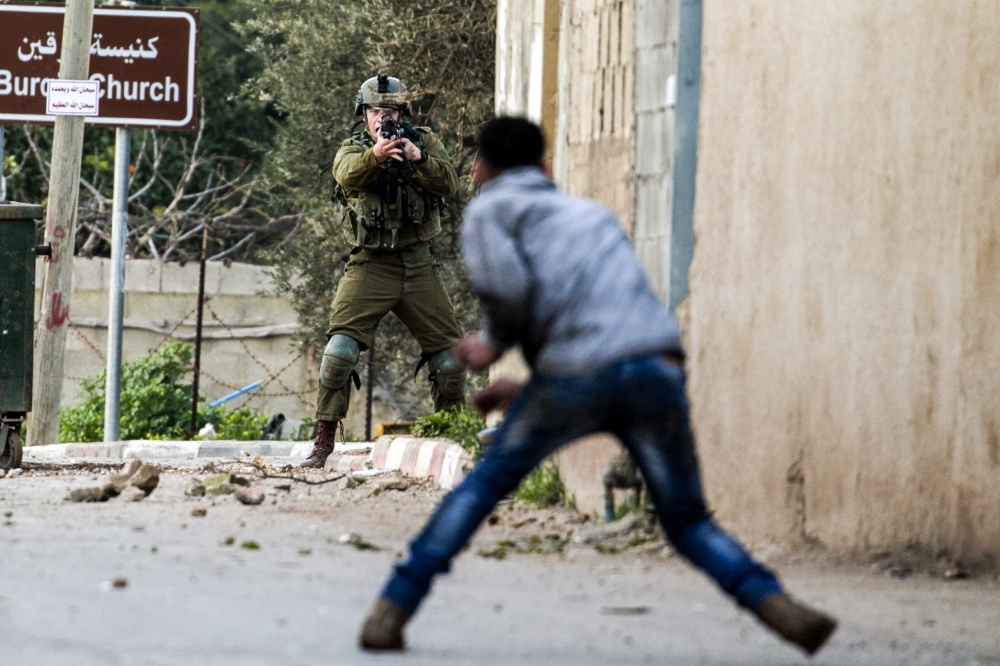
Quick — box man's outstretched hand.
[452,335,502,373]
[473,379,524,415]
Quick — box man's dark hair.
[477,117,546,171]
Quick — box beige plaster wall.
[689,1,1000,567]
[39,258,319,421]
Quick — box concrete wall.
[631,0,677,301]
[555,0,634,226]
[42,258,319,421]
[689,1,1000,567]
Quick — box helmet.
[354,73,410,116]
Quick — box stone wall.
[556,0,634,227]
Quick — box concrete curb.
[23,440,329,461]
[23,436,474,489]
[367,435,473,490]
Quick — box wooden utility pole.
[27,0,95,446]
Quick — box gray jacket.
[461,166,683,375]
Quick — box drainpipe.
[669,0,703,313]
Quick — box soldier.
[300,74,467,468]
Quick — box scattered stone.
[101,577,129,591]
[106,460,142,494]
[221,536,235,546]
[234,489,265,506]
[943,567,968,580]
[230,475,251,487]
[119,486,147,502]
[67,487,110,503]
[129,464,160,494]
[7,469,24,478]
[509,517,537,529]
[201,462,217,473]
[602,606,650,616]
[3,511,11,518]
[375,474,411,492]
[204,474,236,496]
[65,461,159,502]
[572,512,647,545]
[240,540,260,550]
[339,476,359,490]
[274,483,291,492]
[191,508,208,517]
[185,478,206,498]
[0,469,7,479]
[339,533,383,551]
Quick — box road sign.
[0,4,199,130]
[45,79,100,116]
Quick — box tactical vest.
[336,128,444,251]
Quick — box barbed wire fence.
[61,293,316,414]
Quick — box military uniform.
[311,75,466,436]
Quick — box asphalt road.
[0,461,997,666]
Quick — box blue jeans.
[381,355,782,614]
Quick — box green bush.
[59,340,266,442]
[513,463,565,508]
[414,407,568,508]
[212,407,269,441]
[412,405,486,460]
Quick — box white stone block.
[635,45,673,112]
[217,263,274,296]
[125,260,161,293]
[634,0,675,50]
[161,260,221,295]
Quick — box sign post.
[104,126,129,442]
[1,4,199,444]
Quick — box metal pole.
[189,225,207,437]
[0,125,6,202]
[668,0,703,313]
[103,127,130,442]
[365,334,375,441]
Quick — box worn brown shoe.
[757,593,837,655]
[299,420,337,468]
[359,598,411,651]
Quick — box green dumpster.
[0,201,46,470]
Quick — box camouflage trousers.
[315,245,464,423]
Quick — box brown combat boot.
[757,593,837,655]
[359,598,411,651]
[299,420,337,468]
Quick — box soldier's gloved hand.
[399,138,423,162]
[373,134,404,164]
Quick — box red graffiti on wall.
[45,291,70,329]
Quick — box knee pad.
[428,349,466,401]
[320,334,360,390]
